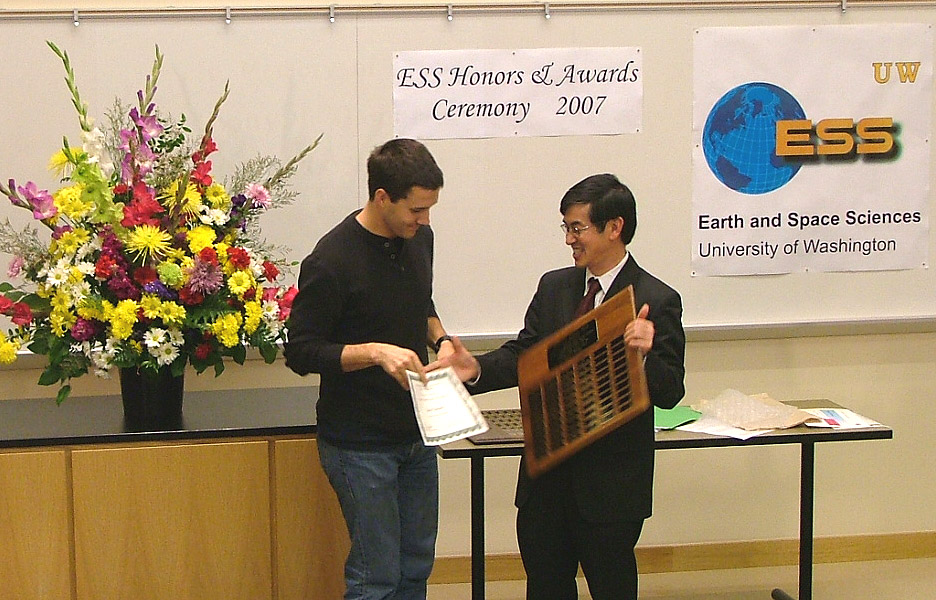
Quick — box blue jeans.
[317,437,439,600]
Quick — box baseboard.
[428,531,936,584]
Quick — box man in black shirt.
[285,139,453,600]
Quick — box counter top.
[0,386,318,449]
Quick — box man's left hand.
[625,303,654,357]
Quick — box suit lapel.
[603,256,640,302]
[560,269,587,322]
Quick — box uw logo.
[873,62,922,84]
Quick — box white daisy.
[143,328,168,349]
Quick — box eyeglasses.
[560,223,592,236]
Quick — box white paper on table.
[802,408,882,429]
[407,367,489,445]
[675,413,770,440]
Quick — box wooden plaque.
[517,285,650,477]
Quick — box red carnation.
[10,302,32,326]
[195,342,213,360]
[94,255,118,279]
[198,247,219,265]
[178,287,204,306]
[262,260,280,282]
[132,266,158,286]
[227,247,250,269]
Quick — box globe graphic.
[702,82,806,194]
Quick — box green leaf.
[56,385,71,405]
[0,282,14,293]
[38,367,62,386]
[259,342,277,364]
[231,344,247,365]
[213,361,225,377]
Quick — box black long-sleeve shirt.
[284,210,437,447]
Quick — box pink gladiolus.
[130,107,164,141]
[16,181,57,220]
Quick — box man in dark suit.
[433,173,685,599]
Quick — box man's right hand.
[371,343,427,390]
[425,336,480,383]
[340,342,426,390]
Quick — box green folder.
[654,405,702,430]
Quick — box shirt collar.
[586,252,629,303]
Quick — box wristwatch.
[432,334,454,353]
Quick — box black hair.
[559,173,637,244]
[367,138,444,201]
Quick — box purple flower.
[70,318,97,342]
[186,259,224,295]
[143,280,177,300]
[108,271,141,301]
[130,106,164,142]
[52,225,74,240]
[16,181,57,220]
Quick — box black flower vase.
[119,366,185,432]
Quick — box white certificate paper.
[406,367,489,445]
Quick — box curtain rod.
[0,1,933,23]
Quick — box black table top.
[438,400,893,459]
[0,386,319,449]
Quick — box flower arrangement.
[0,42,318,403]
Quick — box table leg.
[470,455,486,600]
[770,441,815,600]
[798,442,815,600]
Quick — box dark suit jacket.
[471,256,685,522]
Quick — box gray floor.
[427,557,936,599]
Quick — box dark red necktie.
[573,277,601,318]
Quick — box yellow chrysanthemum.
[78,298,108,321]
[159,301,187,326]
[53,184,93,220]
[50,228,92,258]
[0,333,21,364]
[48,150,72,176]
[109,299,139,340]
[162,180,204,215]
[187,225,217,254]
[227,271,255,298]
[125,225,172,263]
[140,295,162,320]
[49,311,76,337]
[204,183,231,210]
[211,313,243,348]
[243,301,262,335]
[50,289,71,311]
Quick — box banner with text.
[393,47,642,139]
[692,25,932,276]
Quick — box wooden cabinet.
[0,437,348,600]
[0,450,72,600]
[274,439,350,600]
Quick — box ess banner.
[692,24,932,276]
[393,47,642,139]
